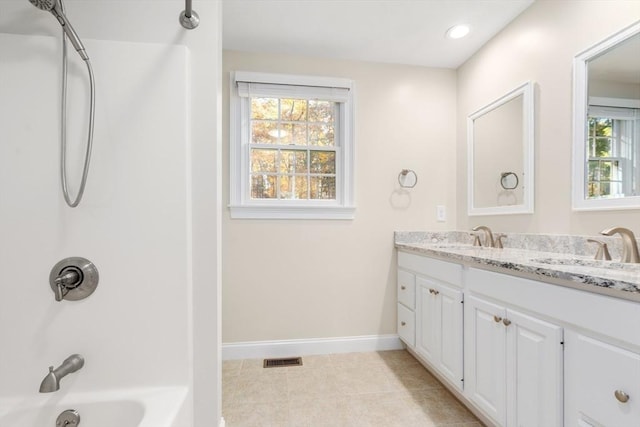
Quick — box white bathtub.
[0,387,188,427]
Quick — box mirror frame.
[467,81,535,216]
[572,21,640,211]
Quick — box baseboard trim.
[222,334,404,360]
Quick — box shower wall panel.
[0,33,191,395]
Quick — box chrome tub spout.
[39,354,84,393]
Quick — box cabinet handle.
[493,315,502,323]
[401,321,406,326]
[401,285,406,290]
[429,288,435,294]
[615,390,630,403]
[433,290,439,295]
[502,318,512,326]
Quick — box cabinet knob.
[401,321,406,326]
[429,288,435,294]
[502,318,512,326]
[493,315,503,323]
[433,290,439,295]
[615,389,630,403]
[401,285,406,290]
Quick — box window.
[230,71,355,219]
[586,105,640,199]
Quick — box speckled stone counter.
[395,231,640,302]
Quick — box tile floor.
[222,350,484,427]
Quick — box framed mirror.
[467,81,535,216]
[573,21,640,211]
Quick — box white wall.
[457,0,640,234]
[222,50,457,343]
[0,1,221,426]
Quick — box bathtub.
[0,386,188,427]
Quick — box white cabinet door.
[506,309,563,427]
[439,283,464,389]
[565,331,640,427]
[416,277,439,364]
[465,295,507,426]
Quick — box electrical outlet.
[436,205,446,222]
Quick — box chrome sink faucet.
[600,227,640,263]
[39,354,84,393]
[472,225,495,248]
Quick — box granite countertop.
[395,231,640,303]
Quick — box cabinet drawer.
[398,303,415,347]
[566,332,640,427]
[397,269,416,309]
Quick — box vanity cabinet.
[396,249,640,427]
[564,331,640,427]
[397,252,464,389]
[416,276,463,389]
[464,294,563,427]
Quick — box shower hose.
[60,25,95,208]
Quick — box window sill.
[229,204,356,220]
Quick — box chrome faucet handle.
[600,227,640,263]
[494,233,506,249]
[472,225,494,248]
[587,239,612,261]
[470,233,482,247]
[55,283,64,302]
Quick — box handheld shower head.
[29,0,89,60]
[29,0,56,10]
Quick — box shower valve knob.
[49,257,99,302]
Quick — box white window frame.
[229,71,355,219]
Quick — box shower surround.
[0,1,221,426]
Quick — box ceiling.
[222,0,535,69]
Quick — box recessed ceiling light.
[446,24,470,40]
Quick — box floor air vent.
[263,357,303,368]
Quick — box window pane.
[279,150,308,174]
[279,175,308,200]
[251,149,277,172]
[251,98,278,120]
[595,137,611,156]
[310,151,336,174]
[281,99,307,122]
[309,100,335,123]
[309,124,335,146]
[588,160,598,181]
[310,176,336,200]
[293,123,308,145]
[600,161,612,180]
[252,121,279,144]
[251,175,276,199]
[279,123,307,145]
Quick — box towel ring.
[398,169,418,188]
[500,172,519,190]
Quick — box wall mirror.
[467,81,534,216]
[573,21,640,211]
